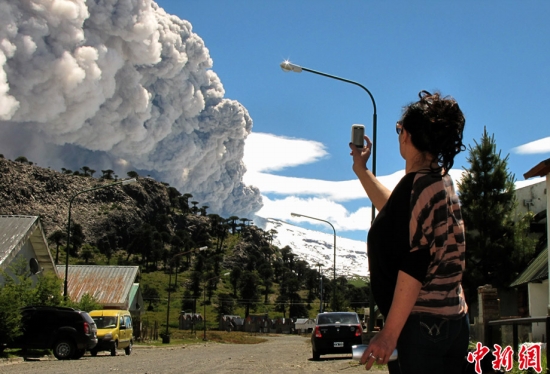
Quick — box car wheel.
[72,348,85,360]
[312,348,321,361]
[110,341,118,356]
[53,339,75,360]
[90,349,98,357]
[124,341,132,355]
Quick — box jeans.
[388,313,470,374]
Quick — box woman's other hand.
[360,329,397,370]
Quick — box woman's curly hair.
[400,90,465,174]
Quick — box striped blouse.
[367,171,468,318]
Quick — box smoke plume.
[0,0,262,218]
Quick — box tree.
[215,293,235,317]
[237,271,260,317]
[0,259,64,346]
[229,267,242,297]
[67,293,102,312]
[258,263,273,303]
[80,243,96,264]
[143,284,161,311]
[127,171,139,179]
[227,216,239,234]
[69,223,85,257]
[14,156,30,164]
[47,230,66,265]
[80,166,91,177]
[457,128,536,304]
[0,282,25,346]
[101,169,115,180]
[97,235,115,264]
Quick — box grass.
[1,332,268,359]
[135,330,269,346]
[0,348,51,359]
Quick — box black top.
[367,172,430,317]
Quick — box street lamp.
[203,272,230,341]
[282,61,378,328]
[164,246,208,343]
[291,213,337,310]
[64,178,137,300]
[316,263,323,313]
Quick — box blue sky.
[156,0,550,241]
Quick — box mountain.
[257,217,369,279]
[0,156,370,280]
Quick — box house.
[508,158,549,341]
[179,312,203,330]
[0,215,57,285]
[218,315,243,332]
[294,318,316,333]
[244,314,269,333]
[273,317,293,334]
[56,264,142,313]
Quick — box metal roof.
[510,248,548,287]
[0,215,57,275]
[56,265,139,308]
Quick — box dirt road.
[1,334,389,373]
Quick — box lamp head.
[280,60,302,73]
[199,246,208,251]
[122,178,137,185]
[291,212,301,218]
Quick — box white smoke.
[0,0,262,218]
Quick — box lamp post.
[282,61,377,328]
[64,178,137,300]
[164,246,208,343]
[316,263,323,313]
[203,272,230,341]
[291,213,337,310]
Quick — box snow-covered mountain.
[258,217,369,279]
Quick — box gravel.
[0,334,390,373]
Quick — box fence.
[138,320,160,342]
[488,316,549,372]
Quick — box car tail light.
[315,326,322,338]
[354,325,363,337]
[83,322,90,334]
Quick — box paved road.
[0,334,389,373]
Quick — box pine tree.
[457,128,534,304]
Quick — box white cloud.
[255,195,373,232]
[244,170,406,201]
[512,137,550,154]
[243,132,327,173]
[245,133,543,234]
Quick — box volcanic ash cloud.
[0,0,262,218]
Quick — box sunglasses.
[396,122,403,135]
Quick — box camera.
[351,124,365,148]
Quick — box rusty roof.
[0,215,57,275]
[524,158,550,179]
[56,265,139,308]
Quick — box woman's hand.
[360,328,397,370]
[349,135,372,175]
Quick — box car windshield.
[92,316,117,328]
[317,313,358,325]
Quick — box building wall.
[0,241,41,286]
[515,180,547,216]
[528,280,548,341]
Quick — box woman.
[351,91,469,373]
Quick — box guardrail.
[487,316,549,372]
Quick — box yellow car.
[89,310,133,356]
